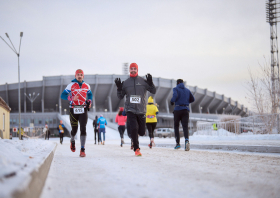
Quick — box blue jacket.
[170,83,195,111]
[97,117,107,128]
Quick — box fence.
[196,114,280,135]
[22,127,45,139]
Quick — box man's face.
[130,67,137,75]
[76,73,84,82]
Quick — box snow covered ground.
[0,138,56,198]
[41,138,280,198]
[1,125,280,198]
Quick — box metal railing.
[196,114,280,135]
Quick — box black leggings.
[69,108,88,137]
[59,133,64,142]
[118,125,125,138]
[174,109,189,144]
[146,122,157,139]
[94,129,100,142]
[126,112,146,151]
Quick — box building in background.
[0,97,11,139]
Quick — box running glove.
[170,101,174,105]
[146,73,153,86]
[115,78,123,90]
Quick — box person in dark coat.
[171,79,195,151]
[93,116,100,144]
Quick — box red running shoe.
[70,141,76,152]
[135,148,142,156]
[80,148,86,157]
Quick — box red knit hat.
[75,69,84,76]
[130,63,138,77]
[119,107,124,111]
[130,63,138,70]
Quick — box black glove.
[170,101,174,106]
[86,99,92,111]
[146,73,153,86]
[115,78,123,90]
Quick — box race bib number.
[74,106,84,114]
[130,95,141,104]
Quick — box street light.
[223,107,225,114]
[24,92,40,112]
[64,109,67,115]
[0,32,23,140]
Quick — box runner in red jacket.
[115,107,127,147]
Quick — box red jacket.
[115,114,127,126]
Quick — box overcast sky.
[0,0,272,109]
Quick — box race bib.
[130,95,141,104]
[74,106,84,114]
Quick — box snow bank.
[0,139,56,198]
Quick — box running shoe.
[135,148,142,156]
[185,140,190,151]
[148,143,152,149]
[103,141,105,145]
[131,141,133,150]
[151,138,155,147]
[80,148,86,157]
[70,141,76,152]
[174,144,181,149]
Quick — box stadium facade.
[0,75,248,135]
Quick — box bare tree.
[246,57,279,133]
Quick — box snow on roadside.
[0,139,56,198]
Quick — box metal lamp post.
[0,32,23,140]
[24,92,40,112]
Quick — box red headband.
[75,69,84,76]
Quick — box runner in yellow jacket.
[146,96,159,148]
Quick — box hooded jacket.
[117,76,156,114]
[146,96,159,123]
[171,83,195,111]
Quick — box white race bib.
[74,106,84,114]
[130,95,141,104]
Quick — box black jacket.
[117,76,156,114]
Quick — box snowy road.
[40,138,280,198]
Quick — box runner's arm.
[61,83,73,101]
[145,80,156,94]
[170,88,178,103]
[117,88,126,99]
[189,90,195,103]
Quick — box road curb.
[11,143,57,198]
[144,144,280,153]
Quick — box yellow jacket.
[146,96,159,123]
[17,128,24,135]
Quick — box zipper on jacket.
[134,78,137,113]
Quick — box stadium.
[0,74,248,136]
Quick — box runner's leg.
[127,112,139,151]
[70,108,79,141]
[181,110,189,140]
[79,109,88,148]
[173,111,181,144]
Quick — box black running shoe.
[70,141,76,152]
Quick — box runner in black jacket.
[115,63,156,156]
[93,116,100,144]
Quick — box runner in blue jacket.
[171,79,195,151]
[97,115,107,145]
